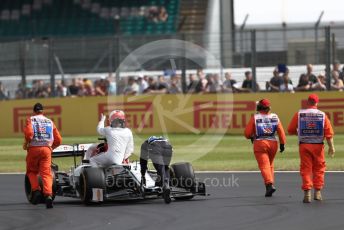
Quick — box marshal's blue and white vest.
[254,113,279,141]
[298,108,325,144]
[30,115,54,147]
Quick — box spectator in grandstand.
[0,81,8,100]
[30,81,51,98]
[295,74,312,91]
[148,6,159,22]
[123,77,139,95]
[205,74,216,93]
[311,74,327,91]
[103,77,110,95]
[15,83,26,99]
[340,66,344,82]
[56,80,69,97]
[116,78,126,95]
[94,77,108,96]
[241,71,260,92]
[331,71,344,91]
[44,84,52,98]
[206,74,223,93]
[187,74,202,93]
[107,75,117,95]
[76,83,85,97]
[223,72,237,93]
[157,75,169,89]
[158,7,168,22]
[138,76,148,94]
[282,68,293,85]
[214,74,223,92]
[306,64,318,84]
[68,78,81,96]
[332,60,342,76]
[147,6,168,23]
[280,74,294,93]
[144,77,167,94]
[30,80,46,98]
[82,78,95,96]
[197,69,208,92]
[27,80,36,98]
[168,75,182,94]
[266,68,282,92]
[25,83,33,98]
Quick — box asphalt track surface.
[1,172,344,230]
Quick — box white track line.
[0,172,25,175]
[195,171,344,174]
[1,171,344,175]
[196,171,344,173]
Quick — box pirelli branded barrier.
[1,92,344,138]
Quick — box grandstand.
[0,0,344,99]
[0,0,179,37]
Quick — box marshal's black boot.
[265,183,276,197]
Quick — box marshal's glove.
[279,144,285,153]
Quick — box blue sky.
[235,0,344,25]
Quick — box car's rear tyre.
[25,175,37,204]
[170,162,196,189]
[24,171,57,204]
[79,167,105,205]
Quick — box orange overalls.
[245,112,286,185]
[24,114,62,197]
[288,106,334,191]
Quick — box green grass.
[1,134,343,172]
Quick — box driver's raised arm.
[96,114,106,136]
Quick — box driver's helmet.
[109,110,126,127]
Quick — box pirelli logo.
[194,101,256,129]
[98,102,153,129]
[13,106,62,133]
[302,98,344,126]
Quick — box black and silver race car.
[24,139,207,205]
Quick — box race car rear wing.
[52,144,93,158]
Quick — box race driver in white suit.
[84,110,134,167]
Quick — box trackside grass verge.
[0,134,343,172]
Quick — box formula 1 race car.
[24,139,207,205]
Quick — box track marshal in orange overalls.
[245,99,286,197]
[288,94,335,203]
[23,103,62,209]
